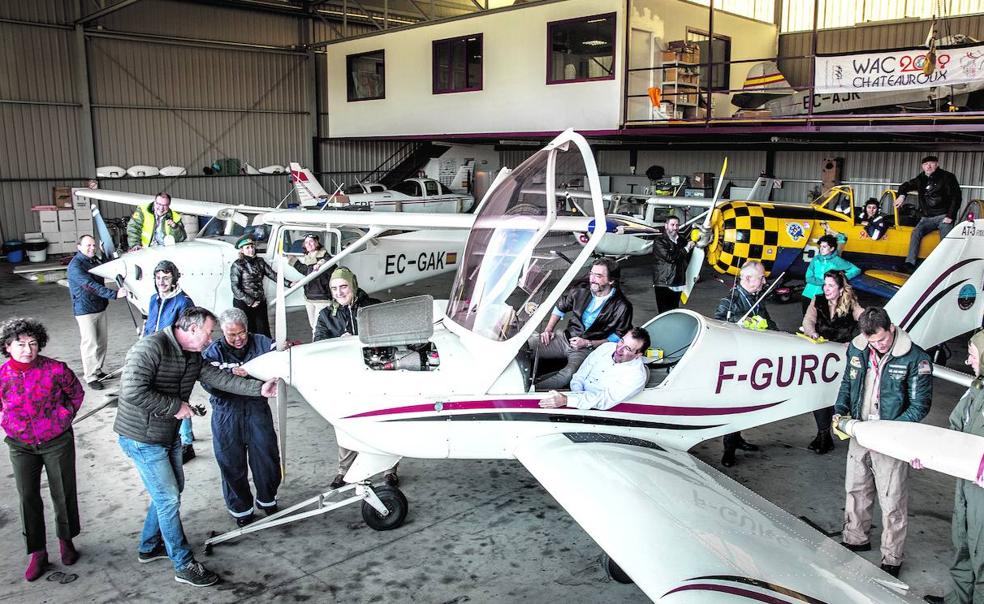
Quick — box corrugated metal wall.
[0,0,407,241]
[779,13,984,86]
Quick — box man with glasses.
[538,327,650,411]
[530,257,633,390]
[202,308,284,528]
[127,192,187,250]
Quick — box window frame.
[686,28,731,93]
[432,33,484,95]
[346,49,386,102]
[545,12,617,86]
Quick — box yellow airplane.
[702,186,980,292]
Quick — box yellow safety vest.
[137,204,182,247]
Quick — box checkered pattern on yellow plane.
[711,201,781,275]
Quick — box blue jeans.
[906,214,954,263]
[179,417,194,446]
[118,435,193,570]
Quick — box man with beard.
[126,192,187,250]
[529,257,633,390]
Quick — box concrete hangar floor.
[0,256,965,602]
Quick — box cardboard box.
[58,210,75,231]
[23,232,42,240]
[40,222,60,234]
[72,196,89,211]
[75,207,92,220]
[692,172,715,188]
[75,219,93,235]
[685,188,713,198]
[39,210,58,223]
[60,230,78,245]
[53,186,73,207]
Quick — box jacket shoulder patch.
[918,360,933,375]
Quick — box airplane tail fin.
[884,218,984,350]
[745,177,775,201]
[289,162,330,208]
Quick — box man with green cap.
[922,331,984,604]
[313,267,398,488]
[230,237,282,337]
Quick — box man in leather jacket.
[529,257,633,390]
[652,215,695,314]
[833,307,932,578]
[895,156,962,272]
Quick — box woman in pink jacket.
[1,318,84,581]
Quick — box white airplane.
[72,188,472,316]
[290,163,475,214]
[238,129,984,602]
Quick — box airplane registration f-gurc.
[239,130,984,602]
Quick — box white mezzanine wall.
[325,0,625,138]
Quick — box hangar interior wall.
[0,0,385,240]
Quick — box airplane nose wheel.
[362,485,409,531]
[603,553,633,584]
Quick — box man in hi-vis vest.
[127,192,187,250]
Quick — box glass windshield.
[446,142,589,341]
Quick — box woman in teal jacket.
[801,234,861,313]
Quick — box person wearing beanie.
[312,267,398,488]
[143,260,198,463]
[922,331,984,604]
[895,155,962,273]
[230,237,280,337]
[288,234,335,338]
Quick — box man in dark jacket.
[529,257,633,390]
[833,307,932,578]
[67,234,127,390]
[895,156,961,272]
[714,261,774,467]
[116,307,275,588]
[230,237,282,337]
[312,267,396,488]
[290,234,334,338]
[652,215,695,313]
[202,308,282,527]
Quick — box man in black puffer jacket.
[312,267,397,488]
[116,307,276,588]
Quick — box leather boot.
[807,432,822,452]
[25,551,48,582]
[817,430,835,455]
[59,538,79,565]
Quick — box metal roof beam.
[76,0,144,25]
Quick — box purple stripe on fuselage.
[343,399,783,420]
[898,258,981,330]
[664,584,794,604]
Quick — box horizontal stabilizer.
[515,433,919,603]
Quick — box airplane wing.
[257,209,595,233]
[515,433,920,603]
[74,189,265,222]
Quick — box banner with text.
[815,43,984,93]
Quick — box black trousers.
[722,431,746,453]
[6,430,80,554]
[813,406,834,431]
[653,287,682,314]
[234,299,271,337]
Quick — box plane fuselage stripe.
[379,412,722,430]
[342,399,785,419]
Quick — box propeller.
[681,157,728,304]
[274,256,289,479]
[91,203,117,258]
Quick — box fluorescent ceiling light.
[583,39,607,46]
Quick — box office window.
[347,50,385,101]
[687,30,731,91]
[434,34,483,94]
[547,13,616,84]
